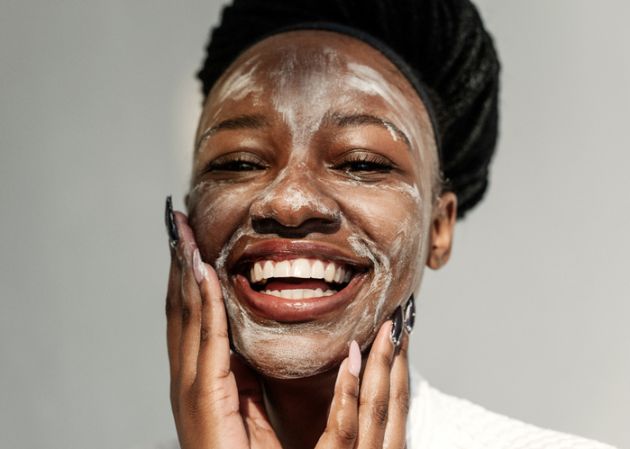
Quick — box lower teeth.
[261,288,337,299]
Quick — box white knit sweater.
[406,374,616,449]
[144,375,616,449]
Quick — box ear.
[427,192,457,270]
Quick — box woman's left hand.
[315,322,410,449]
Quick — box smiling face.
[186,31,454,379]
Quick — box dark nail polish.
[404,295,416,334]
[165,195,179,248]
[390,306,403,348]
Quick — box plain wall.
[0,1,628,448]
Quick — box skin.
[167,31,457,449]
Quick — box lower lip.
[233,273,368,322]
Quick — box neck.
[262,368,338,449]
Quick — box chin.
[230,321,350,379]
[223,289,400,379]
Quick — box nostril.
[252,217,341,238]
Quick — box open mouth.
[246,258,354,299]
[228,240,371,322]
[232,258,366,321]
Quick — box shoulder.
[407,375,617,449]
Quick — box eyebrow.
[195,114,269,151]
[325,112,412,150]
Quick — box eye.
[204,152,267,173]
[333,152,394,173]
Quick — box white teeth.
[263,261,274,279]
[253,262,264,283]
[261,288,338,299]
[291,258,311,278]
[278,289,292,299]
[324,262,336,282]
[274,260,291,278]
[311,260,325,278]
[292,289,304,299]
[248,258,353,284]
[334,266,343,283]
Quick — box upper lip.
[229,239,372,274]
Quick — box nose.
[250,168,341,238]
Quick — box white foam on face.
[265,52,439,196]
[214,56,263,105]
[266,46,348,148]
[345,62,438,168]
[384,121,401,142]
[213,223,374,378]
[196,56,264,139]
[248,164,340,222]
[207,195,415,378]
[347,233,392,328]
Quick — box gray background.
[1,1,628,448]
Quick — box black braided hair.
[197,0,500,218]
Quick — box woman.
[163,1,615,448]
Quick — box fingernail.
[164,195,179,248]
[348,340,361,378]
[335,359,348,388]
[192,248,207,283]
[404,294,416,334]
[390,306,403,348]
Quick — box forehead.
[210,31,416,104]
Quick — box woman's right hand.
[165,208,411,449]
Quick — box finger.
[383,332,410,449]
[174,213,203,390]
[166,210,191,386]
[315,342,361,449]
[166,239,183,383]
[356,320,395,449]
[195,254,232,382]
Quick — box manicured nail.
[404,294,416,334]
[335,359,348,388]
[348,340,361,378]
[192,249,208,283]
[390,306,403,348]
[164,195,179,248]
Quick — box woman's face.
[187,31,448,379]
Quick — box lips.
[228,239,371,322]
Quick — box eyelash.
[333,153,394,173]
[205,154,266,172]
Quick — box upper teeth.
[249,258,351,284]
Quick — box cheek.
[187,181,256,262]
[333,180,426,318]
[340,182,425,266]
